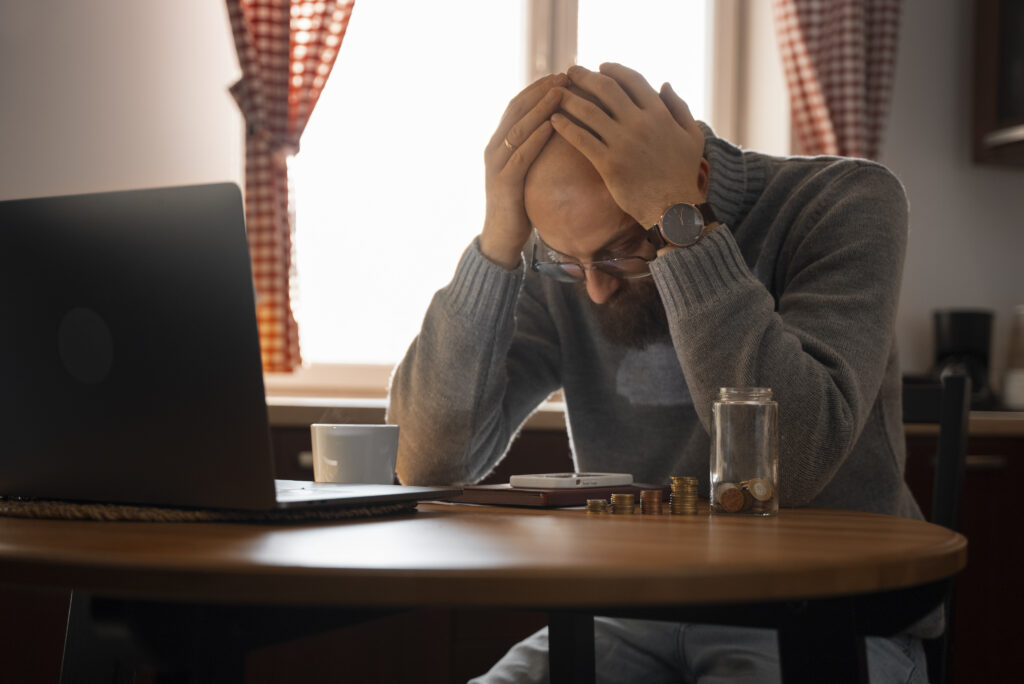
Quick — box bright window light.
[576,0,708,119]
[291,0,528,365]
[292,0,708,367]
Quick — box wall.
[0,0,243,200]
[881,0,1024,388]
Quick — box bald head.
[524,128,628,258]
[525,133,604,215]
[522,81,631,254]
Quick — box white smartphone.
[508,472,634,489]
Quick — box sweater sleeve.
[651,162,908,506]
[386,239,562,485]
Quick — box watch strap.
[695,202,717,226]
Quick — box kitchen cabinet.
[973,0,1024,166]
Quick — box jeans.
[469,618,929,684]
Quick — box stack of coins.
[669,476,699,515]
[585,498,609,515]
[610,493,636,515]
[639,489,663,515]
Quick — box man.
[387,64,931,683]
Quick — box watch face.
[660,203,704,246]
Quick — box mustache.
[578,278,670,349]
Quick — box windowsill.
[264,364,567,430]
[263,363,396,400]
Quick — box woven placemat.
[0,497,418,523]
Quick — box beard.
[580,277,670,350]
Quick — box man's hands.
[480,73,568,269]
[551,63,708,230]
[479,65,705,267]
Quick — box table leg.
[60,591,136,684]
[777,599,868,684]
[548,611,595,684]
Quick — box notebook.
[449,483,672,508]
[0,183,459,510]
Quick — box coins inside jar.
[717,483,747,512]
[713,479,776,514]
[745,478,773,502]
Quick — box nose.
[584,269,621,305]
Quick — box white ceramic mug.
[311,424,399,484]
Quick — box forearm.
[652,167,907,504]
[387,241,557,485]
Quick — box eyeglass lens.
[534,257,651,281]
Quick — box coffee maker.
[933,309,994,409]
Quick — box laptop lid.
[0,183,360,510]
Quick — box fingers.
[564,65,637,117]
[505,86,562,150]
[490,73,568,150]
[486,84,563,178]
[502,119,555,178]
[550,111,605,166]
[557,88,615,141]
[659,81,700,133]
[597,62,662,109]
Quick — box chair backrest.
[902,374,971,531]
[902,373,970,684]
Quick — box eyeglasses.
[530,242,654,282]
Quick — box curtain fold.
[773,0,901,159]
[226,0,355,372]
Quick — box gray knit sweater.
[387,125,921,522]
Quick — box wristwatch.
[646,202,718,249]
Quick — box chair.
[902,373,971,684]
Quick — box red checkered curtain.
[226,0,355,371]
[773,0,901,159]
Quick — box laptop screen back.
[0,183,279,509]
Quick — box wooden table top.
[0,503,966,609]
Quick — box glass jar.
[710,387,779,516]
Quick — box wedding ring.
[503,137,515,153]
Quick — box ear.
[697,157,710,196]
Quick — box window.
[286,0,710,387]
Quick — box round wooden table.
[0,503,966,683]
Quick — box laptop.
[0,183,459,510]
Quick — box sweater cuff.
[649,226,761,315]
[444,238,523,324]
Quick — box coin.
[586,499,608,514]
[717,483,748,513]
[746,478,774,502]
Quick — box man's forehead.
[535,212,643,258]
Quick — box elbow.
[778,423,854,507]
[395,439,472,487]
